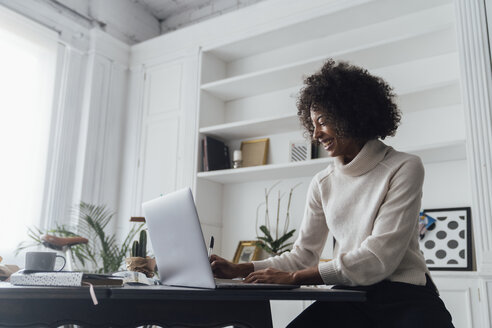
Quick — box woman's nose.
[313,126,321,139]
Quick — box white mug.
[25,251,66,272]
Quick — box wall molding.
[89,29,130,67]
[454,0,492,272]
[42,44,88,228]
[0,0,91,51]
[76,29,130,216]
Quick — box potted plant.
[17,202,143,273]
[256,182,301,256]
[126,230,156,277]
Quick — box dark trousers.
[287,275,454,328]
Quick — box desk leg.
[0,299,273,328]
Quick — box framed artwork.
[419,207,472,271]
[289,140,311,162]
[240,138,269,167]
[233,241,262,264]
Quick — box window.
[0,7,58,265]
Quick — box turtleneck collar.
[334,139,389,177]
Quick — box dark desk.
[0,283,366,327]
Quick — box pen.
[208,236,214,258]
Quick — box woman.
[210,59,454,327]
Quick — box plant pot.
[258,248,274,260]
[125,256,156,278]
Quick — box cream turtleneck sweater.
[253,139,430,286]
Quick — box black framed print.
[419,207,472,271]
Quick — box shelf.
[201,51,459,101]
[201,58,319,101]
[197,158,333,184]
[399,140,467,164]
[197,140,466,184]
[204,0,452,62]
[199,83,460,141]
[199,114,300,139]
[204,4,455,83]
[374,53,459,95]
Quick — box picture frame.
[419,207,472,271]
[288,140,312,162]
[240,138,269,167]
[233,241,262,264]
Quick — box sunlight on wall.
[0,8,58,265]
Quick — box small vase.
[257,248,274,260]
[125,256,156,278]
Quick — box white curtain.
[0,7,58,265]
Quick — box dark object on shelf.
[311,142,319,159]
[202,136,231,171]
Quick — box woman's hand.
[244,266,323,285]
[210,254,254,279]
[244,267,296,285]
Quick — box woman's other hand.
[210,254,254,279]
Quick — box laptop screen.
[142,188,216,289]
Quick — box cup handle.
[55,255,66,271]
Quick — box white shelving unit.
[193,5,473,299]
[196,0,466,189]
[193,1,473,325]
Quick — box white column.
[42,44,88,229]
[454,0,492,272]
[75,29,130,213]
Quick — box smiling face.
[310,110,366,164]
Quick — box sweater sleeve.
[319,156,425,286]
[253,176,329,272]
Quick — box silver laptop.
[142,187,298,290]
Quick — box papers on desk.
[113,271,158,285]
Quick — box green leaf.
[257,242,275,255]
[259,225,273,242]
[257,236,271,243]
[277,229,296,245]
[277,242,294,251]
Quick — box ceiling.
[133,0,266,33]
[134,0,214,21]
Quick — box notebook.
[142,188,299,290]
[10,270,123,286]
